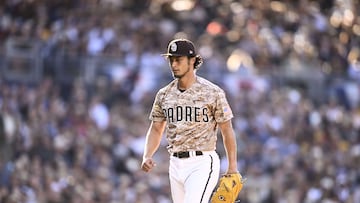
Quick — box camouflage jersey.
[149,76,233,153]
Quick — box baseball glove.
[211,172,244,203]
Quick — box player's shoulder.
[196,76,224,92]
[155,79,177,98]
[158,79,177,93]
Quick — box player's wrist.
[143,155,153,160]
[226,169,239,174]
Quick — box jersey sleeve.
[149,90,167,121]
[214,89,233,123]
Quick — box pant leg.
[169,156,185,203]
[183,151,220,203]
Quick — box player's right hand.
[141,158,156,172]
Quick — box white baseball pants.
[169,151,220,203]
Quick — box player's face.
[168,56,193,79]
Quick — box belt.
[172,151,203,158]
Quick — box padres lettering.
[163,106,209,123]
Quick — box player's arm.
[218,120,238,174]
[141,120,166,172]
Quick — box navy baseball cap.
[162,39,197,57]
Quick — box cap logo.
[170,43,177,52]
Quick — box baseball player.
[141,38,239,203]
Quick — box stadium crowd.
[1,0,360,202]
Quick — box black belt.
[172,151,203,158]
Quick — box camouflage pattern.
[149,76,233,153]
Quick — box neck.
[178,73,196,90]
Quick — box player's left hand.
[211,172,245,203]
[141,158,157,172]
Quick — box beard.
[172,64,191,79]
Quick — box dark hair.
[194,55,203,69]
